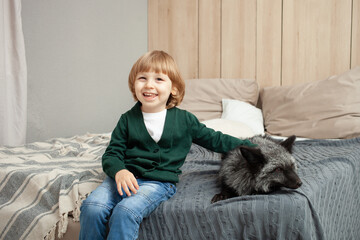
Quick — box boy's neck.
[142,108,167,114]
[141,106,167,113]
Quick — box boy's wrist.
[243,139,258,148]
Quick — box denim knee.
[116,204,142,224]
[81,200,110,218]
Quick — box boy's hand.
[115,169,140,196]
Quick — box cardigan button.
[153,149,159,153]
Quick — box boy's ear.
[280,135,296,153]
[171,87,178,96]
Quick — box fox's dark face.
[240,135,302,193]
[257,164,302,192]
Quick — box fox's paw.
[211,193,229,203]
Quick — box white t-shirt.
[142,109,167,143]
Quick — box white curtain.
[0,0,27,146]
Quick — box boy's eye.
[138,76,146,80]
[156,78,163,81]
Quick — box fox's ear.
[240,146,265,165]
[280,135,296,153]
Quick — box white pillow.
[221,99,265,136]
[202,118,255,139]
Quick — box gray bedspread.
[139,137,360,240]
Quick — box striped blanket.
[0,133,108,240]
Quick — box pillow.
[201,118,255,139]
[221,99,265,136]
[260,67,360,139]
[179,78,259,121]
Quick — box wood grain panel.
[148,0,199,79]
[221,0,256,79]
[352,0,360,68]
[256,0,282,88]
[282,0,352,85]
[199,0,221,78]
[148,0,357,86]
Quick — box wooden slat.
[352,0,360,68]
[198,0,221,78]
[282,0,352,85]
[221,0,256,79]
[256,0,282,88]
[148,0,167,50]
[148,0,198,80]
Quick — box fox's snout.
[286,179,302,189]
[284,171,302,189]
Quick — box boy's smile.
[143,92,158,99]
[135,71,176,113]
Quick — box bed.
[1,67,359,240]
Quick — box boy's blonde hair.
[128,50,185,109]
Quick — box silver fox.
[211,135,302,203]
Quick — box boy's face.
[134,71,176,113]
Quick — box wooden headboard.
[148,0,360,88]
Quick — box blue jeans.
[79,176,176,240]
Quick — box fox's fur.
[211,135,302,203]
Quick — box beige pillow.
[260,67,360,139]
[201,119,255,139]
[179,78,259,121]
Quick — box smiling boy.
[79,50,257,240]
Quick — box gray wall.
[22,0,147,143]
